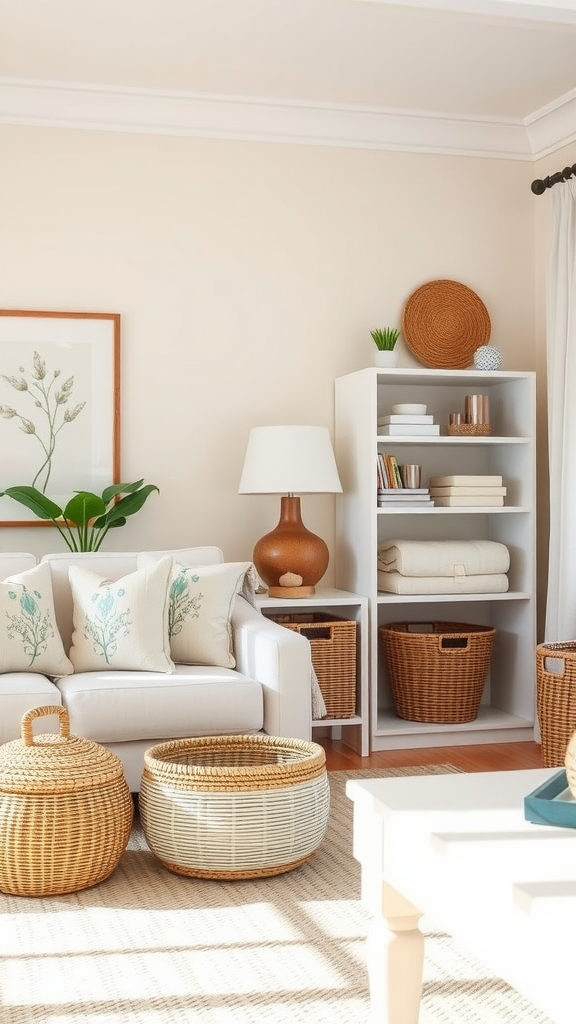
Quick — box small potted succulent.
[370,327,400,367]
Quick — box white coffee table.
[347,768,575,1024]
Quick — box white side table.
[256,588,369,757]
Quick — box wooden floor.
[319,738,545,773]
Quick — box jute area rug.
[0,766,553,1024]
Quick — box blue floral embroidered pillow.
[68,557,175,673]
[138,556,256,667]
[0,562,73,675]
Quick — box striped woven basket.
[0,706,133,896]
[140,734,330,879]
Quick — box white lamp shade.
[238,425,342,494]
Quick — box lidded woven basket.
[0,706,133,896]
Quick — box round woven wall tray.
[402,279,491,369]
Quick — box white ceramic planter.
[374,349,398,368]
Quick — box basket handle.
[299,626,333,641]
[438,636,471,653]
[21,705,71,746]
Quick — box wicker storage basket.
[536,642,576,767]
[0,706,133,896]
[379,621,495,723]
[140,734,330,879]
[268,613,357,718]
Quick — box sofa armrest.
[231,596,312,741]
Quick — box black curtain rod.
[531,163,576,195]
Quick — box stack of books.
[429,474,507,506]
[378,413,440,437]
[377,453,433,506]
[378,489,433,508]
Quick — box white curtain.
[544,178,576,641]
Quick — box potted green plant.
[370,327,400,367]
[0,479,159,552]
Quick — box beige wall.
[0,124,538,576]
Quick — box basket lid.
[0,706,125,794]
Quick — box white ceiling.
[0,0,575,159]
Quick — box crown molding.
[0,77,572,160]
[524,88,576,158]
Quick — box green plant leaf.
[92,513,126,529]
[64,492,107,527]
[102,484,160,527]
[1,478,159,552]
[101,479,145,504]
[0,486,63,520]
[370,326,400,350]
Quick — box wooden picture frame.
[0,310,120,527]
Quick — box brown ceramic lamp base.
[253,495,329,595]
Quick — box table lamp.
[238,425,342,597]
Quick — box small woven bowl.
[447,423,491,436]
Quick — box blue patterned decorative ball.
[473,345,502,371]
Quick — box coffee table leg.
[366,882,424,1024]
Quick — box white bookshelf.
[256,588,369,756]
[334,367,536,752]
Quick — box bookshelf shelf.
[256,587,369,756]
[334,367,537,753]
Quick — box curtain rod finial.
[531,163,576,196]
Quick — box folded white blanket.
[377,539,510,577]
[378,570,509,594]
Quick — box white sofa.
[0,547,312,791]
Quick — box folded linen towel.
[378,570,509,595]
[377,539,510,578]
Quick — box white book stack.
[378,414,440,437]
[377,488,434,508]
[429,475,506,507]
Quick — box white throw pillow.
[138,556,255,668]
[68,557,175,673]
[0,562,73,676]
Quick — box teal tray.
[524,770,576,828]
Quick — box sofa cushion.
[0,673,62,744]
[138,555,256,668]
[0,553,37,580]
[41,548,225,652]
[0,562,73,676]
[68,557,175,673]
[56,665,264,743]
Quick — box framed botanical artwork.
[0,310,120,527]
